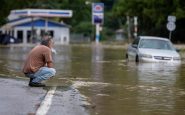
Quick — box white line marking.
[36,87,56,115]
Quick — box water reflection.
[135,63,181,114]
[136,63,180,84]
[91,44,104,81]
[53,45,71,77]
[0,46,30,77]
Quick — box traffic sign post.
[167,15,176,40]
[166,21,176,40]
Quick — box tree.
[112,0,185,42]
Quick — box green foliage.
[100,27,114,41]
[73,21,92,36]
[112,0,185,35]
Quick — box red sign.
[95,5,103,11]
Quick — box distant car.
[126,36,181,63]
[0,34,20,45]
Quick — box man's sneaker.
[29,82,46,87]
[29,78,33,84]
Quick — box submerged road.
[0,77,89,115]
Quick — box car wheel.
[136,55,139,63]
[125,53,128,61]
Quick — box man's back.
[23,45,53,73]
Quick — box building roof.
[10,9,73,18]
[15,18,68,27]
[116,29,125,33]
[1,17,69,30]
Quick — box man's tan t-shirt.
[23,45,53,73]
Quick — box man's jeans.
[25,67,56,83]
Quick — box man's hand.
[47,62,53,68]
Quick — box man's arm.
[47,62,53,68]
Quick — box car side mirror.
[132,44,138,48]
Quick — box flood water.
[1,44,185,115]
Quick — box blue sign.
[93,15,103,23]
[92,3,104,24]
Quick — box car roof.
[139,36,170,41]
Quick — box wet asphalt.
[0,77,89,115]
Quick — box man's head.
[43,32,50,40]
[40,37,54,48]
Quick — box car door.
[127,38,140,61]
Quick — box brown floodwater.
[1,44,185,115]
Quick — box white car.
[126,36,181,63]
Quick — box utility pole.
[133,16,138,39]
[127,15,131,43]
[31,17,34,43]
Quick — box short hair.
[40,37,52,46]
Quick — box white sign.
[11,9,73,18]
[168,16,176,22]
[167,22,176,31]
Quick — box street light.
[85,1,91,5]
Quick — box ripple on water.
[72,81,111,89]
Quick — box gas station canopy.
[10,9,73,18]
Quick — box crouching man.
[22,37,56,87]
